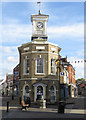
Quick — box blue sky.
[0,2,84,80]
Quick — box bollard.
[7,101,9,112]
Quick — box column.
[34,87,37,102]
[43,87,46,100]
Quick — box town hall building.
[18,10,62,103]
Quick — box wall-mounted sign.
[14,72,19,75]
[60,72,64,76]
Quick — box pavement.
[0,96,86,119]
[1,107,85,119]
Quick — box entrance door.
[37,86,43,100]
[50,86,56,102]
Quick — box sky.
[0,1,84,80]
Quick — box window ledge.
[23,73,29,75]
[35,73,45,75]
[50,73,56,75]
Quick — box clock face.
[37,22,43,29]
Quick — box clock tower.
[18,2,62,104]
[31,10,49,41]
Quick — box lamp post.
[56,59,66,113]
[56,59,61,101]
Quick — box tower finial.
[37,2,41,14]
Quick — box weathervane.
[37,1,41,14]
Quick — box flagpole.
[37,2,41,14]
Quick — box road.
[0,96,86,119]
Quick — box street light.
[55,59,61,101]
[56,59,66,113]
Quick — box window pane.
[36,58,44,73]
[51,59,55,74]
[24,58,30,74]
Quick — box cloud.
[2,46,17,54]
[7,56,18,62]
[0,75,6,82]
[76,49,84,58]
[3,46,12,53]
[0,55,19,79]
[1,24,32,44]
[3,18,20,24]
[1,22,83,46]
[47,23,84,39]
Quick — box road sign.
[60,72,64,76]
[17,81,20,85]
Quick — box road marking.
[1,106,86,114]
[65,109,86,114]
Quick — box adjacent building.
[79,81,86,96]
[76,80,86,96]
[0,79,7,95]
[59,58,69,99]
[67,64,76,97]
[56,57,76,98]
[13,64,20,96]
[6,73,13,96]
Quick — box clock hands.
[37,22,43,28]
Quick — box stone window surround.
[35,58,45,74]
[23,56,30,75]
[51,59,56,75]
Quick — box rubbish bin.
[58,101,66,113]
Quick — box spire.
[37,2,41,14]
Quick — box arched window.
[23,85,29,98]
[50,86,54,91]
